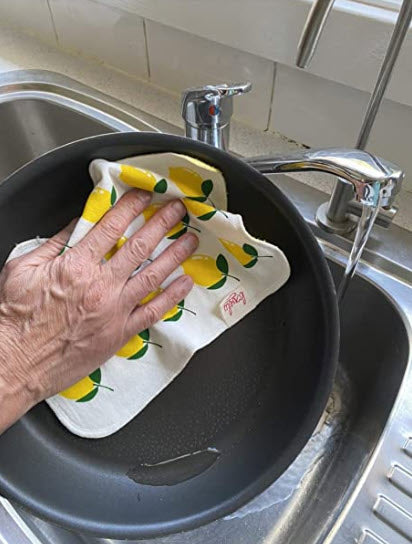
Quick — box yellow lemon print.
[105,235,128,261]
[119,165,167,193]
[162,300,196,321]
[169,166,215,204]
[82,187,113,223]
[167,221,187,239]
[162,304,181,321]
[182,254,239,290]
[182,156,219,172]
[219,239,253,266]
[184,198,216,221]
[116,329,161,360]
[169,167,204,198]
[219,239,273,268]
[60,369,113,402]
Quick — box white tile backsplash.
[270,64,412,192]
[49,0,148,79]
[270,64,370,147]
[0,0,56,43]
[368,98,412,193]
[0,0,411,195]
[145,20,275,131]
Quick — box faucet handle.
[181,82,252,150]
[211,82,253,97]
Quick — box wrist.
[0,327,36,433]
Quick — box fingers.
[123,231,198,303]
[74,189,152,261]
[25,218,78,262]
[125,274,194,336]
[109,199,187,280]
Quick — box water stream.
[338,191,382,302]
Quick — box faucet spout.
[247,148,403,208]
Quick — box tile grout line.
[45,0,59,45]
[142,18,151,81]
[266,61,277,132]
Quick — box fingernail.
[172,199,186,214]
[181,232,198,250]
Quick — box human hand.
[0,189,197,433]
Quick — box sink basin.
[0,98,109,181]
[0,71,410,544]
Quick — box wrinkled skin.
[0,189,197,433]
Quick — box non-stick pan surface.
[0,132,338,539]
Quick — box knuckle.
[132,190,152,211]
[102,214,124,238]
[50,238,66,253]
[171,242,188,265]
[141,303,159,327]
[128,236,149,262]
[61,252,88,281]
[157,209,174,231]
[141,268,160,293]
[162,290,176,311]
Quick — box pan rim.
[0,131,339,539]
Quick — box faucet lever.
[181,82,252,151]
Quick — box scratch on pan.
[140,447,220,467]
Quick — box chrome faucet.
[180,85,403,222]
[181,81,404,299]
[181,0,410,238]
[297,0,412,234]
[247,149,403,210]
[181,82,251,151]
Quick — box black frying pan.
[0,132,338,539]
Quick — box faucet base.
[316,202,357,235]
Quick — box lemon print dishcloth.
[7,153,290,438]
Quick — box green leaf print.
[154,178,168,193]
[216,254,229,275]
[201,179,213,197]
[77,387,98,403]
[128,343,149,360]
[244,258,258,268]
[208,276,227,290]
[242,243,258,257]
[163,309,183,322]
[167,227,188,240]
[198,210,216,221]
[188,195,207,203]
[139,329,150,341]
[89,368,101,384]
[110,186,117,206]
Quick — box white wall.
[0,0,411,193]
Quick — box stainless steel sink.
[0,70,411,544]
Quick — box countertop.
[0,24,411,232]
